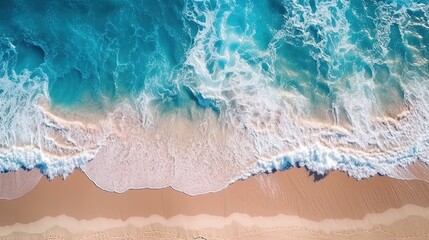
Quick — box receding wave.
[0,0,428,196]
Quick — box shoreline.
[1,167,429,224]
[0,170,41,200]
[3,89,428,197]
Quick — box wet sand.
[0,170,41,200]
[1,166,429,239]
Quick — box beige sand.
[1,206,429,239]
[1,167,429,239]
[2,167,429,224]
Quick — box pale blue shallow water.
[0,0,428,191]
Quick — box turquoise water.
[0,0,429,191]
[1,0,195,109]
[1,0,427,115]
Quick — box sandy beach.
[1,0,429,239]
[1,166,429,239]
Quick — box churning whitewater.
[0,0,428,195]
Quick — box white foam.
[82,103,258,195]
[0,40,101,179]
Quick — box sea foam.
[0,0,428,196]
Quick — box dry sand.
[1,166,429,239]
[1,167,429,223]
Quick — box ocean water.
[0,0,428,194]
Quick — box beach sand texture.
[1,166,429,239]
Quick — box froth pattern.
[0,0,428,195]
